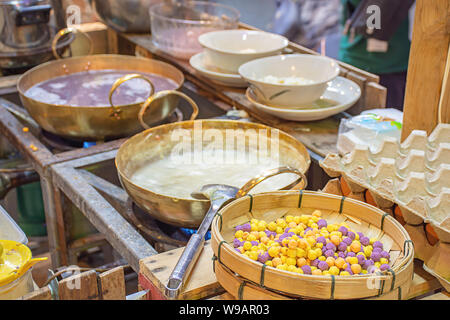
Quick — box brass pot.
[116,120,311,228]
[17,54,196,141]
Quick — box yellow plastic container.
[0,240,47,299]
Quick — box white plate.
[246,76,361,121]
[189,52,248,88]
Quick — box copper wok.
[17,53,197,141]
[116,120,311,228]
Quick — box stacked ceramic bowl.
[190,29,362,121]
[190,29,289,87]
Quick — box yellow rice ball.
[347,257,358,265]
[286,257,297,266]
[294,216,301,224]
[307,250,317,261]
[257,221,267,231]
[374,262,381,268]
[276,227,284,234]
[267,222,277,231]
[316,242,324,249]
[370,237,377,245]
[326,257,335,267]
[287,265,297,273]
[243,241,252,251]
[235,230,244,238]
[329,266,340,275]
[296,257,307,267]
[312,269,322,275]
[247,234,257,242]
[351,264,362,274]
[340,271,351,276]
[380,258,389,265]
[268,246,279,257]
[251,224,258,232]
[287,249,297,258]
[285,215,295,223]
[281,256,287,264]
[249,251,259,260]
[272,257,282,267]
[322,270,330,275]
[318,256,326,261]
[296,268,304,274]
[296,248,306,258]
[265,261,273,267]
[276,264,288,271]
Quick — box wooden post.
[402,0,450,140]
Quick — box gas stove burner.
[38,107,185,152]
[124,200,189,249]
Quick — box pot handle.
[235,166,308,199]
[52,27,94,60]
[138,90,199,129]
[108,74,156,120]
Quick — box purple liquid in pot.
[25,70,178,107]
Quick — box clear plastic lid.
[0,206,28,245]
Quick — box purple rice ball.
[380,251,390,259]
[338,226,348,236]
[279,233,289,240]
[324,249,335,258]
[347,252,356,257]
[251,241,259,247]
[301,265,312,275]
[337,242,347,252]
[326,242,337,252]
[242,223,251,232]
[338,251,347,259]
[373,247,383,253]
[363,259,374,270]
[316,236,327,245]
[265,230,272,237]
[360,236,370,246]
[304,227,313,233]
[371,251,382,262]
[373,241,383,250]
[380,264,390,271]
[284,227,291,234]
[233,238,242,248]
[357,254,365,265]
[235,225,244,232]
[311,259,320,267]
[318,261,329,271]
[235,248,242,253]
[357,232,364,240]
[347,231,356,241]
[342,237,353,246]
[317,219,327,229]
[258,252,270,264]
[345,266,354,275]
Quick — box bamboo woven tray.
[211,190,414,300]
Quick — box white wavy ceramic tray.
[320,124,450,243]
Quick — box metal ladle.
[164,166,308,299]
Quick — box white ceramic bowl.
[239,54,341,107]
[198,29,288,73]
[246,77,361,122]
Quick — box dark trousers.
[379,71,408,111]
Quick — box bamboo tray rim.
[211,190,415,299]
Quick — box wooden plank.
[58,270,99,300]
[139,241,225,300]
[420,292,450,300]
[365,82,387,109]
[99,266,126,300]
[17,286,52,300]
[407,260,443,299]
[402,0,450,140]
[345,72,367,115]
